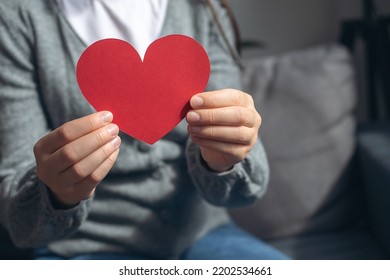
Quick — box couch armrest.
[357,122,390,255]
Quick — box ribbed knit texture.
[0,0,269,259]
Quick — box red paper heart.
[76,35,210,144]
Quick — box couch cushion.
[268,228,387,260]
[358,122,390,254]
[230,44,361,239]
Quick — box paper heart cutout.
[76,35,210,144]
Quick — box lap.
[34,223,288,260]
[33,248,147,260]
[180,223,289,260]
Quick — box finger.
[187,106,258,127]
[189,125,256,145]
[191,136,250,163]
[38,111,113,154]
[49,123,119,172]
[58,136,121,186]
[190,89,254,109]
[71,148,120,201]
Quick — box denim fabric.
[34,223,288,260]
[181,223,289,260]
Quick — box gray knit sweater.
[0,0,269,259]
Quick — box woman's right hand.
[33,111,121,208]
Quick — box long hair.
[203,0,243,69]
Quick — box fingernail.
[107,124,119,136]
[191,96,204,108]
[100,111,113,123]
[110,136,121,147]
[187,111,200,122]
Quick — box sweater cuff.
[8,169,90,247]
[39,179,91,220]
[186,140,263,207]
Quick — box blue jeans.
[34,223,288,260]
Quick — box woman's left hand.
[186,89,261,172]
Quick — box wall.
[230,0,390,120]
[230,0,390,57]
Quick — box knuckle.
[211,126,219,139]
[228,145,247,163]
[210,93,218,107]
[106,150,119,166]
[57,124,73,143]
[70,163,88,179]
[87,116,97,131]
[236,107,247,124]
[87,172,101,186]
[238,127,251,144]
[94,129,106,147]
[226,144,238,158]
[204,126,215,138]
[85,152,117,186]
[247,108,261,128]
[101,143,113,159]
[255,111,262,128]
[232,90,242,106]
[208,110,216,124]
[60,145,79,164]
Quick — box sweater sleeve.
[0,3,89,248]
[186,1,270,207]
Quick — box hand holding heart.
[34,89,260,208]
[187,89,261,173]
[33,35,260,207]
[34,112,121,208]
[77,35,210,144]
[76,36,261,174]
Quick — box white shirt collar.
[58,0,169,59]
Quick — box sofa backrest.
[230,44,362,239]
